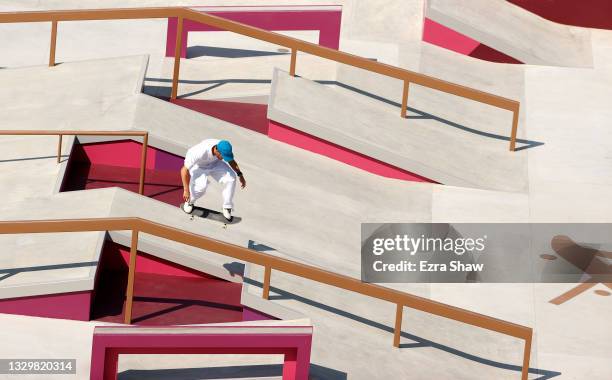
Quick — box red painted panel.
[172,99,269,134]
[61,141,184,206]
[268,120,435,182]
[423,18,480,55]
[81,140,156,169]
[92,241,243,325]
[166,7,342,58]
[102,241,209,279]
[508,0,612,30]
[0,291,91,321]
[90,326,313,380]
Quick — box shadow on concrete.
[144,77,544,150]
[0,261,98,282]
[0,155,66,163]
[248,240,276,252]
[130,295,243,324]
[187,45,289,59]
[183,205,243,225]
[328,81,544,151]
[119,363,345,380]
[144,78,271,99]
[223,262,246,278]
[244,278,561,380]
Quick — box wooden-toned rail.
[0,7,521,151]
[0,217,533,379]
[0,130,149,194]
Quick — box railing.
[0,217,533,380]
[0,130,149,194]
[0,7,521,151]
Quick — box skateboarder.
[180,139,246,220]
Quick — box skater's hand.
[239,176,246,189]
[183,189,190,202]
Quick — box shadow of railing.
[0,261,98,282]
[244,277,560,380]
[145,77,544,151]
[119,363,347,380]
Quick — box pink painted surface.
[171,99,269,134]
[62,141,185,205]
[0,291,91,321]
[81,140,184,171]
[242,306,276,321]
[423,18,480,55]
[92,241,244,325]
[422,18,522,64]
[90,326,313,380]
[81,140,156,170]
[104,242,212,278]
[166,7,342,58]
[268,120,435,182]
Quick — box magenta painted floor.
[62,141,185,206]
[92,242,244,325]
[171,99,269,134]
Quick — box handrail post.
[262,266,272,299]
[290,47,297,77]
[49,20,57,67]
[521,334,532,380]
[170,16,183,100]
[138,133,148,195]
[393,304,403,347]
[56,134,62,163]
[509,106,519,151]
[124,229,139,324]
[401,81,410,119]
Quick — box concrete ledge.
[0,230,106,300]
[427,0,593,67]
[268,68,528,192]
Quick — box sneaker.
[182,202,194,214]
[222,208,232,221]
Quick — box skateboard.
[180,203,242,225]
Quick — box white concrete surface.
[150,52,337,100]
[334,41,528,153]
[0,1,612,379]
[0,54,145,132]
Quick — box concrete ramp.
[268,69,528,193]
[427,0,593,67]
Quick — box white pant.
[189,160,236,209]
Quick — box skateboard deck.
[180,203,242,225]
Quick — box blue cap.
[217,140,234,162]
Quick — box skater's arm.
[180,166,191,202]
[228,160,246,189]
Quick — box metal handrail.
[0,217,533,379]
[0,7,521,151]
[0,130,149,194]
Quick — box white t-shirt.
[184,139,221,170]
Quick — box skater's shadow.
[189,206,242,224]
